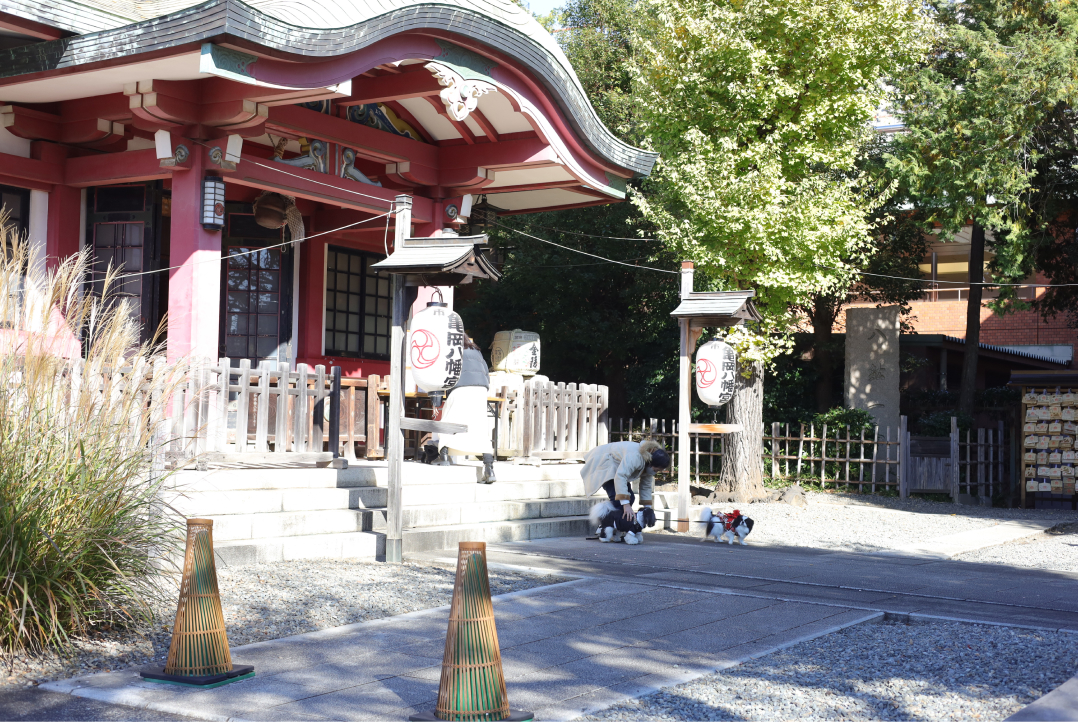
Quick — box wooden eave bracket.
[1,105,125,146]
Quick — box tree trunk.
[958,222,985,416]
[717,359,766,501]
[811,296,837,413]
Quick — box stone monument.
[845,306,900,433]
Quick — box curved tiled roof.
[0,0,657,176]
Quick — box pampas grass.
[0,213,184,657]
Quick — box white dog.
[701,508,754,545]
[589,500,656,545]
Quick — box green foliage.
[0,219,183,655]
[915,410,973,436]
[460,203,681,417]
[557,0,640,143]
[888,0,1078,306]
[810,407,877,433]
[762,341,823,426]
[631,0,929,326]
[458,0,684,417]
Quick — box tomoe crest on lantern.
[409,299,465,392]
[696,340,737,408]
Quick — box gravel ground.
[576,619,1078,722]
[668,489,1078,555]
[1,559,564,691]
[954,521,1078,573]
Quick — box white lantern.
[696,340,737,408]
[201,175,226,231]
[408,301,465,392]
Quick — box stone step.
[402,514,592,553]
[402,479,586,506]
[210,508,386,541]
[170,486,387,517]
[210,496,603,540]
[167,461,584,493]
[404,496,596,528]
[166,466,383,492]
[214,530,385,566]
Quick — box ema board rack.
[1012,371,1078,510]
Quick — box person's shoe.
[479,453,497,484]
[437,446,450,465]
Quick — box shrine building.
[0,0,655,375]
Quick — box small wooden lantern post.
[371,198,502,563]
[669,262,761,531]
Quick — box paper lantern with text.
[696,340,737,408]
[409,301,465,392]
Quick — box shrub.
[915,411,973,436]
[0,216,183,656]
[809,407,877,432]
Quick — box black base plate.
[408,710,534,721]
[139,664,255,688]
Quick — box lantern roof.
[670,291,762,328]
[371,234,501,284]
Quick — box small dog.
[589,501,657,545]
[701,508,754,545]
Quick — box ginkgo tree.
[632,0,927,497]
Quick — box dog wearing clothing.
[589,501,657,544]
[701,508,754,545]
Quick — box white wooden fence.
[492,379,609,459]
[164,357,341,466]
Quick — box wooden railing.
[369,378,610,461]
[166,358,348,464]
[162,361,609,466]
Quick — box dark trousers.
[601,479,635,507]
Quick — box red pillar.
[30,142,79,269]
[167,146,221,363]
[46,185,81,268]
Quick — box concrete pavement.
[27,532,1078,721]
[38,575,877,721]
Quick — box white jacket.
[580,440,660,507]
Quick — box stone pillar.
[167,147,221,362]
[845,306,900,433]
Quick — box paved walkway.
[33,532,1078,721]
[441,533,1078,631]
[40,577,874,721]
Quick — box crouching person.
[582,440,670,544]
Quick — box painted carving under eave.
[426,63,495,122]
[341,149,382,186]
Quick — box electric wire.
[825,263,1078,289]
[520,257,649,268]
[109,210,393,280]
[490,219,679,274]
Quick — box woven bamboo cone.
[435,542,513,722]
[163,518,234,677]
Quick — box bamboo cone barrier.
[410,542,532,722]
[140,519,254,687]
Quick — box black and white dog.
[589,501,657,545]
[701,508,754,545]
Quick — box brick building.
[840,224,1075,392]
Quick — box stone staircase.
[166,461,594,565]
